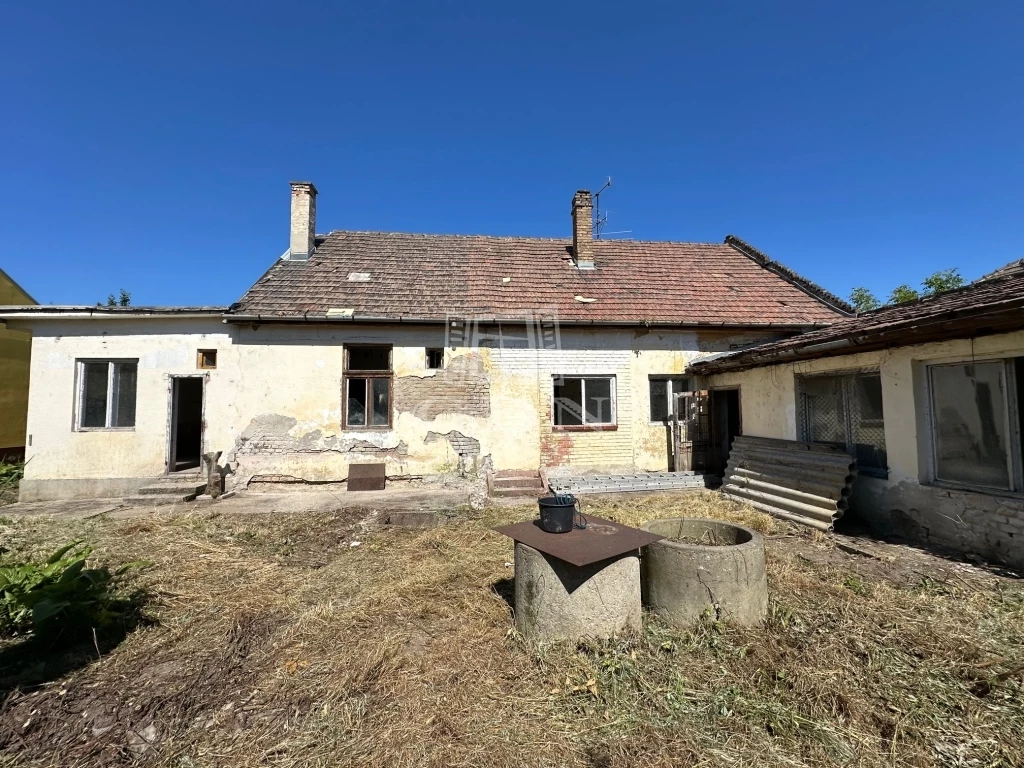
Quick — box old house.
[0,267,36,460]
[0,182,849,501]
[690,263,1024,571]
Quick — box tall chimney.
[289,181,318,260]
[571,189,594,269]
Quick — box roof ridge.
[725,235,854,316]
[321,229,730,247]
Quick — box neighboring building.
[0,182,849,501]
[690,266,1024,570]
[0,267,36,460]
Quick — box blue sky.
[2,1,1022,307]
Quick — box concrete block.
[514,542,641,641]
[386,511,449,528]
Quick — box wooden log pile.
[722,436,857,531]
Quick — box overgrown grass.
[0,463,22,507]
[0,492,1021,767]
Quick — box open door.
[169,377,204,472]
[708,388,741,476]
[672,390,711,472]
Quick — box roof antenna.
[593,177,612,239]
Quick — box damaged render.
[393,353,491,420]
[228,414,409,459]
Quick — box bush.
[0,542,146,641]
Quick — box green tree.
[888,284,920,304]
[921,268,964,296]
[101,289,132,307]
[848,287,881,313]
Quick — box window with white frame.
[76,360,138,429]
[928,359,1024,491]
[649,376,691,422]
[797,371,887,475]
[553,376,616,427]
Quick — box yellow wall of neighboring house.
[0,269,35,452]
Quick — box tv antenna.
[593,177,612,239]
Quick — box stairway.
[488,470,546,498]
[125,472,206,506]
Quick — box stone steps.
[489,470,546,498]
[125,474,205,506]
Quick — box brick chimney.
[289,181,318,260]
[571,189,594,269]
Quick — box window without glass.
[77,360,138,429]
[649,377,690,422]
[553,376,616,427]
[426,348,444,369]
[344,346,392,428]
[197,349,217,369]
[928,361,1021,490]
[797,372,887,475]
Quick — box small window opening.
[197,349,217,369]
[426,348,444,369]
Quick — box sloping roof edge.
[725,236,854,316]
[0,267,38,305]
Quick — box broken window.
[344,346,391,428]
[426,348,444,369]
[649,377,690,422]
[197,349,217,369]
[797,372,887,475]
[553,376,616,427]
[77,360,138,429]
[928,361,1021,490]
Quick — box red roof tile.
[230,231,848,326]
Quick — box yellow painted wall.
[0,270,35,451]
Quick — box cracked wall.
[393,353,490,420]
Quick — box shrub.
[0,541,146,641]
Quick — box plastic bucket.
[538,494,579,534]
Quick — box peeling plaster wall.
[16,318,784,499]
[698,330,1024,570]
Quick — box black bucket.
[538,494,585,534]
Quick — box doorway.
[709,388,741,475]
[170,377,204,472]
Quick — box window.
[649,376,690,422]
[77,360,138,429]
[426,348,444,369]
[928,360,1024,491]
[344,346,392,429]
[197,349,217,369]
[798,372,887,475]
[552,376,616,428]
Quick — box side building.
[0,267,36,460]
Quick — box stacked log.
[722,436,857,531]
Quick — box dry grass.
[0,491,1022,767]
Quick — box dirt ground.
[0,490,1022,767]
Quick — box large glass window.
[649,377,690,422]
[553,376,616,427]
[929,362,1013,489]
[344,346,391,428]
[798,372,887,474]
[77,360,138,429]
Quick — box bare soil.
[0,491,1021,767]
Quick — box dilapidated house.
[0,182,850,502]
[690,263,1024,571]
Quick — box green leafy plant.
[921,268,965,296]
[848,287,880,313]
[887,283,920,304]
[0,541,147,640]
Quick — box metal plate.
[347,463,386,492]
[493,514,664,567]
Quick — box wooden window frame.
[649,375,691,424]
[73,358,139,431]
[551,374,617,431]
[342,344,393,430]
[197,349,218,369]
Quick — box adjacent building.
[0,267,36,460]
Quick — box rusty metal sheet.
[347,463,386,492]
[493,514,664,567]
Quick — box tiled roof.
[690,268,1024,374]
[230,231,848,326]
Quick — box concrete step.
[136,482,206,496]
[491,485,547,498]
[124,492,199,506]
[493,476,544,489]
[493,470,541,480]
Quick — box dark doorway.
[708,388,741,476]
[170,377,203,471]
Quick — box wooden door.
[672,390,711,472]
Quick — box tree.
[888,284,920,304]
[848,287,881,313]
[101,289,132,307]
[921,268,964,296]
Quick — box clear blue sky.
[2,2,1022,307]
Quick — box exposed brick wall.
[393,353,490,420]
[425,430,481,456]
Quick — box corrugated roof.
[229,231,849,326]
